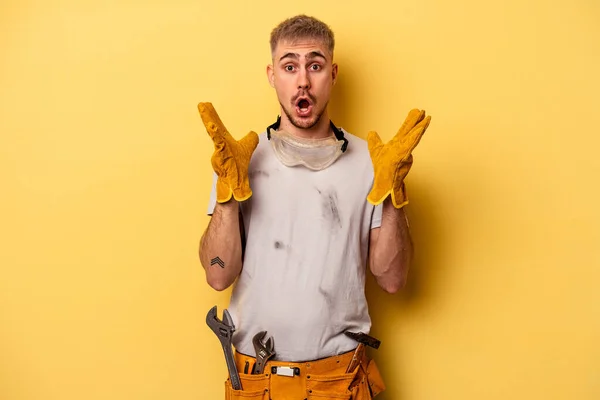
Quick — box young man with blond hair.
[198,14,430,399]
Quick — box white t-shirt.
[207,129,382,361]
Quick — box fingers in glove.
[197,102,229,148]
[402,115,431,159]
[239,131,260,154]
[395,109,426,139]
[367,131,384,155]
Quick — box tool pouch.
[363,359,386,398]
[305,369,358,399]
[225,373,269,400]
[304,359,385,399]
[350,356,386,399]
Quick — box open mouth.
[295,97,313,116]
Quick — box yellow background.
[1,0,599,399]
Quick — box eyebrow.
[279,51,327,62]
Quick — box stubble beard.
[280,100,328,130]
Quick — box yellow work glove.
[367,109,431,208]
[197,102,259,203]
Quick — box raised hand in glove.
[197,102,259,203]
[367,109,431,208]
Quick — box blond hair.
[270,15,335,56]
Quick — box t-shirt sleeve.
[370,202,383,229]
[206,172,218,216]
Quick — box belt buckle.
[271,366,300,377]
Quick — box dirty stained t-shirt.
[207,129,382,362]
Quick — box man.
[198,14,430,400]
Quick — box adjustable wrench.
[252,331,275,374]
[206,306,242,390]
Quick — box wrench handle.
[254,354,271,374]
[222,343,242,390]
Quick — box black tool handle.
[344,331,381,349]
[222,343,242,390]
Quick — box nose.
[297,69,310,90]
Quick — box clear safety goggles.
[267,117,348,171]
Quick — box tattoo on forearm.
[210,256,225,268]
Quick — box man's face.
[267,39,338,130]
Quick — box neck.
[278,109,333,139]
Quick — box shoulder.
[248,131,272,167]
[342,129,367,147]
[256,131,271,145]
[254,131,270,150]
[340,129,371,160]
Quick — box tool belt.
[224,345,386,400]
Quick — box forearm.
[369,198,414,293]
[199,200,243,291]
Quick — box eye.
[309,64,322,71]
[284,65,295,72]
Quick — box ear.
[332,63,338,86]
[266,64,275,87]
